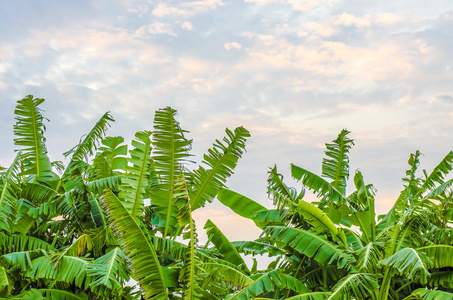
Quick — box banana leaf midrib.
[163,121,177,238]
[331,139,347,192]
[99,247,119,286]
[131,140,151,219]
[29,100,41,179]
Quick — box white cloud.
[334,13,371,28]
[301,21,339,37]
[152,0,223,18]
[298,12,407,38]
[128,4,151,17]
[244,0,339,11]
[181,21,194,31]
[375,12,404,24]
[136,23,177,36]
[291,0,338,11]
[181,0,223,11]
[152,3,187,17]
[244,0,279,4]
[224,42,242,50]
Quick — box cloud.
[152,0,224,18]
[241,16,435,90]
[181,21,194,31]
[374,13,404,24]
[287,0,340,11]
[224,42,242,50]
[136,23,177,36]
[301,21,340,37]
[244,0,339,11]
[244,0,277,4]
[152,3,187,17]
[334,13,371,28]
[297,12,408,39]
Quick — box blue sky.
[1,0,453,242]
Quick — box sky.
[1,0,453,244]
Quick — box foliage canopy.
[1,95,453,299]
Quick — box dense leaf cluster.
[1,95,453,299]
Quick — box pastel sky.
[1,0,453,243]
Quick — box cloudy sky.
[1,0,453,242]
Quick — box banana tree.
[0,96,142,299]
[219,129,453,299]
[102,106,264,299]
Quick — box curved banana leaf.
[63,112,114,162]
[0,153,21,232]
[232,240,284,257]
[226,270,310,300]
[427,271,453,289]
[89,197,107,228]
[26,196,65,220]
[379,152,423,234]
[204,219,249,273]
[291,165,344,205]
[0,266,12,296]
[96,136,128,172]
[150,235,214,264]
[102,190,168,299]
[190,127,250,210]
[119,131,152,220]
[21,289,88,300]
[378,248,431,284]
[355,242,382,273]
[322,129,353,195]
[253,209,285,227]
[58,234,93,257]
[92,154,113,179]
[2,250,45,271]
[268,165,303,210]
[0,233,55,254]
[418,244,453,269]
[151,236,188,260]
[297,200,347,246]
[394,214,430,253]
[26,255,93,288]
[345,210,374,241]
[87,247,130,296]
[342,228,363,251]
[327,273,378,300]
[86,176,122,194]
[398,151,423,210]
[422,151,453,191]
[61,112,114,199]
[352,170,376,209]
[424,178,453,202]
[301,263,345,290]
[13,95,53,181]
[20,182,57,205]
[217,189,267,228]
[201,262,254,288]
[403,288,453,300]
[266,226,355,270]
[86,227,116,259]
